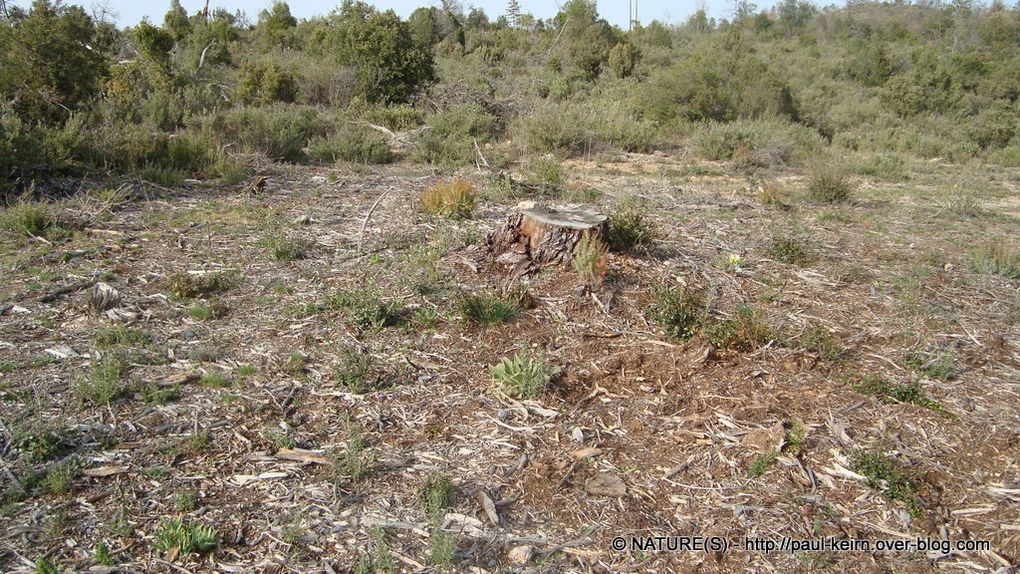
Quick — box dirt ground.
[1,155,1019,574]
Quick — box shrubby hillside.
[1,0,1019,190]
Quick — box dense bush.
[306,127,393,164]
[215,105,325,162]
[321,1,435,104]
[411,104,496,167]
[0,0,108,124]
[236,59,297,105]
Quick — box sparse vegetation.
[648,286,704,342]
[850,449,924,517]
[76,354,129,405]
[490,349,559,399]
[341,423,373,482]
[747,451,779,477]
[333,349,375,394]
[972,244,1020,280]
[850,373,945,412]
[767,235,809,265]
[705,304,774,350]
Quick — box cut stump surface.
[487,205,608,276]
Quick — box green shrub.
[0,201,67,240]
[306,127,393,164]
[236,59,297,105]
[807,165,854,203]
[648,286,704,341]
[76,354,129,405]
[767,235,809,265]
[217,105,325,163]
[608,206,657,253]
[515,100,655,156]
[635,48,797,124]
[459,293,521,324]
[322,2,434,104]
[608,42,641,78]
[692,118,825,167]
[333,349,375,394]
[490,349,559,399]
[418,473,453,519]
[412,105,496,167]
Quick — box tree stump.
[486,205,608,276]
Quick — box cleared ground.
[1,155,1019,573]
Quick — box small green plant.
[849,373,944,412]
[265,427,297,449]
[572,234,609,286]
[607,206,657,252]
[429,528,456,569]
[188,299,227,321]
[807,165,854,203]
[76,355,129,405]
[43,460,80,494]
[261,233,306,261]
[704,304,774,350]
[850,449,923,517]
[490,349,559,399]
[92,326,149,348]
[174,487,198,512]
[971,244,1020,280]
[421,178,476,219]
[34,557,59,574]
[355,528,397,574]
[802,325,846,361]
[11,425,65,463]
[94,542,115,566]
[747,451,779,477]
[199,370,231,388]
[905,349,958,380]
[767,235,809,265]
[785,419,806,455]
[342,423,373,481]
[284,352,308,375]
[154,518,218,556]
[176,431,212,455]
[333,349,375,394]
[459,293,520,325]
[309,289,405,330]
[235,364,257,377]
[418,473,453,520]
[167,271,237,299]
[647,286,704,341]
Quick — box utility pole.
[628,0,638,31]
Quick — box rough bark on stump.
[487,206,608,276]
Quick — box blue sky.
[25,0,782,29]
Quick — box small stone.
[571,427,585,443]
[508,545,534,565]
[585,472,627,497]
[944,263,955,271]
